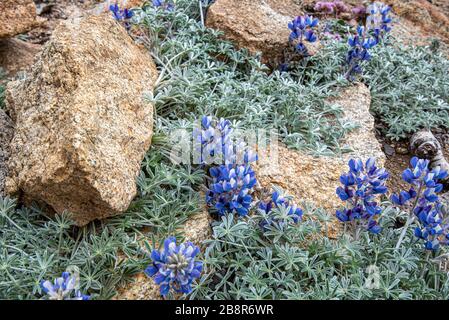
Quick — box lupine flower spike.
[258,190,303,230]
[345,25,378,80]
[153,0,175,11]
[193,116,257,166]
[366,2,392,41]
[391,157,448,250]
[336,158,389,239]
[41,272,90,300]
[197,116,258,218]
[207,164,257,217]
[145,237,203,296]
[109,2,134,30]
[288,15,319,56]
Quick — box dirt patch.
[378,130,449,196]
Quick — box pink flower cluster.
[314,0,349,15]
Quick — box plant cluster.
[345,26,379,80]
[41,272,90,300]
[288,15,319,57]
[366,2,392,40]
[133,1,354,155]
[258,189,303,230]
[0,134,204,299]
[192,202,449,300]
[152,0,174,11]
[391,157,448,250]
[206,164,257,217]
[365,42,449,140]
[145,236,202,296]
[314,1,349,18]
[2,0,449,301]
[109,2,134,30]
[336,158,389,238]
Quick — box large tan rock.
[385,0,449,43]
[255,83,385,234]
[0,39,41,76]
[5,14,158,226]
[0,0,38,38]
[206,0,319,66]
[0,109,14,198]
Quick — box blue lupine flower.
[258,190,303,230]
[145,237,202,296]
[335,157,389,236]
[194,116,257,165]
[366,2,392,41]
[206,164,257,217]
[391,189,417,205]
[109,3,134,20]
[41,272,90,300]
[279,63,290,72]
[153,0,174,11]
[413,202,449,251]
[109,2,134,30]
[392,157,448,250]
[288,15,319,56]
[345,25,378,80]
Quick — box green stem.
[420,250,432,278]
[395,185,423,250]
[395,214,414,250]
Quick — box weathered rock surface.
[0,0,38,38]
[0,39,41,76]
[206,0,319,65]
[255,83,384,219]
[385,0,449,43]
[0,109,14,198]
[5,14,158,226]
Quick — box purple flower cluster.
[288,15,319,56]
[351,5,366,19]
[391,157,448,250]
[314,1,349,16]
[366,2,392,41]
[258,190,303,229]
[109,2,134,30]
[152,0,174,11]
[198,116,258,217]
[194,116,257,165]
[336,158,389,235]
[109,3,133,20]
[41,272,90,300]
[206,164,257,217]
[145,237,202,296]
[345,26,378,80]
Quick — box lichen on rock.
[5,13,158,226]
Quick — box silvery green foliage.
[191,202,449,300]
[134,0,352,155]
[0,137,204,299]
[364,40,449,140]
